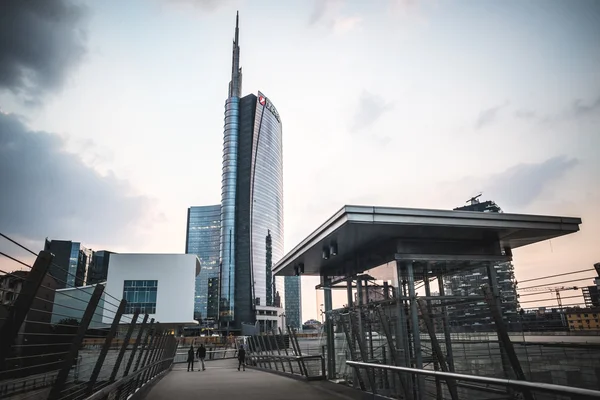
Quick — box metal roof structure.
[273,205,581,279]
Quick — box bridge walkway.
[145,359,363,400]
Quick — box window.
[123,280,158,314]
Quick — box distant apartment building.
[582,262,600,308]
[566,308,600,331]
[44,239,93,288]
[448,198,520,331]
[0,271,59,377]
[444,261,519,330]
[185,205,221,321]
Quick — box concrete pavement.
[145,359,366,400]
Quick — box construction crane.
[518,286,579,308]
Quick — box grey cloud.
[309,0,341,25]
[0,1,88,100]
[475,102,508,129]
[514,109,537,120]
[483,156,578,209]
[572,96,600,116]
[161,0,227,11]
[0,112,156,247]
[351,90,394,132]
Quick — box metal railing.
[83,357,173,400]
[173,348,238,364]
[247,354,326,381]
[346,360,600,399]
[0,239,178,400]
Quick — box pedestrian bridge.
[145,359,364,400]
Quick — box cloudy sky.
[1,0,599,321]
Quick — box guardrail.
[346,360,600,399]
[0,245,178,400]
[83,357,173,400]
[173,348,238,363]
[247,354,326,381]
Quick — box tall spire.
[228,11,242,98]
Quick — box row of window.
[125,303,156,315]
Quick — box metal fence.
[346,360,600,400]
[0,236,177,400]
[244,326,326,381]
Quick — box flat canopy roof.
[273,205,581,278]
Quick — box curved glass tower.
[218,13,292,331]
[220,12,242,321]
[250,92,284,305]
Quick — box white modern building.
[102,254,200,330]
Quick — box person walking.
[187,345,195,372]
[197,344,206,371]
[237,344,246,371]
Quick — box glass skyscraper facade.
[186,205,221,320]
[219,12,242,322]
[285,276,302,329]
[181,13,300,331]
[44,239,92,289]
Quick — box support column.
[406,261,424,398]
[324,277,335,380]
[347,276,353,308]
[423,269,442,400]
[395,261,412,397]
[437,274,455,372]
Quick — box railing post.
[132,319,155,375]
[270,330,286,372]
[85,298,127,396]
[0,251,53,371]
[258,335,272,370]
[123,315,150,377]
[48,284,104,400]
[136,323,159,388]
[146,331,167,381]
[278,327,294,373]
[109,311,140,382]
[141,328,161,383]
[483,284,535,400]
[417,299,459,400]
[289,326,308,377]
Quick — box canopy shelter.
[273,205,581,281]
[273,205,582,392]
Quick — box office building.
[102,254,200,332]
[87,250,113,285]
[566,308,600,331]
[218,13,289,331]
[44,239,93,289]
[186,205,221,321]
[445,199,520,330]
[284,276,302,329]
[0,271,59,376]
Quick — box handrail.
[346,360,600,398]
[83,357,174,400]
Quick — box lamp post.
[279,312,286,332]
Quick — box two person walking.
[186,344,207,372]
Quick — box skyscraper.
[219,13,288,330]
[44,239,92,289]
[186,205,221,321]
[87,250,113,285]
[285,276,302,329]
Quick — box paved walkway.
[145,359,364,400]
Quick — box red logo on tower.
[258,95,266,105]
